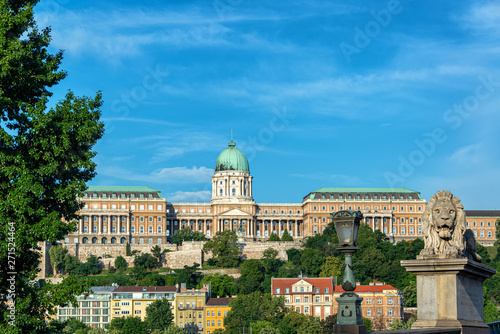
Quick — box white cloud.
[152,166,214,183]
[168,190,211,202]
[98,165,214,185]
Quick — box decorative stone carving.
[419,190,481,262]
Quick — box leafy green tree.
[87,328,107,334]
[109,317,126,331]
[176,263,203,289]
[388,317,415,330]
[300,249,325,276]
[268,232,281,241]
[286,248,302,266]
[164,325,187,334]
[134,253,158,270]
[362,317,373,332]
[200,273,234,297]
[403,280,417,307]
[172,227,205,245]
[260,326,281,334]
[263,248,281,273]
[126,242,132,256]
[319,256,343,279]
[320,314,336,334]
[62,318,89,334]
[484,299,499,323]
[224,292,287,334]
[78,255,102,276]
[251,320,275,334]
[238,259,265,293]
[203,230,240,268]
[151,245,163,264]
[121,317,147,334]
[115,256,127,272]
[145,298,174,331]
[280,229,294,242]
[63,254,81,275]
[0,0,104,331]
[49,245,69,274]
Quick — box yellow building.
[111,286,176,321]
[205,297,233,334]
[174,283,210,334]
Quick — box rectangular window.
[304,297,309,302]
[285,288,289,294]
[275,288,280,294]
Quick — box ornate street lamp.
[331,210,365,333]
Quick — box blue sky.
[36,0,500,209]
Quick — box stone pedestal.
[401,258,496,334]
[333,292,366,334]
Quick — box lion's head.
[420,190,466,256]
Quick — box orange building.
[271,278,403,329]
[60,139,500,252]
[205,297,232,334]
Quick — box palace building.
[64,139,500,248]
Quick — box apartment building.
[174,283,211,334]
[111,286,177,321]
[271,278,404,329]
[205,297,232,334]
[56,286,115,328]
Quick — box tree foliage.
[172,227,205,245]
[200,273,234,297]
[280,229,294,241]
[224,292,287,334]
[145,298,174,331]
[0,1,104,332]
[49,245,69,274]
[203,230,240,268]
[115,256,127,272]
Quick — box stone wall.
[65,243,177,262]
[41,240,302,277]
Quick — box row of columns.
[79,215,131,235]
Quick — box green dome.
[215,140,249,172]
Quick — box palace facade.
[64,139,500,247]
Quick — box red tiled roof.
[113,286,177,293]
[335,284,399,294]
[271,278,334,294]
[206,297,233,306]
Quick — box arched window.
[383,227,388,234]
[219,189,223,196]
[401,227,405,234]
[82,237,88,244]
[232,188,236,196]
[166,230,170,236]
[157,226,162,233]
[92,225,97,233]
[207,230,211,237]
[130,238,135,244]
[102,237,107,244]
[149,238,153,244]
[140,226,144,233]
[112,225,116,233]
[148,226,153,233]
[111,237,116,244]
[140,238,144,244]
[131,226,135,233]
[488,231,492,238]
[392,227,396,234]
[480,231,485,238]
[409,227,414,234]
[84,225,88,233]
[313,227,318,234]
[121,225,125,233]
[257,230,261,237]
[157,238,161,244]
[120,237,126,244]
[92,237,97,244]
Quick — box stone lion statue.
[419,190,481,262]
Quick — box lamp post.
[331,210,365,334]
